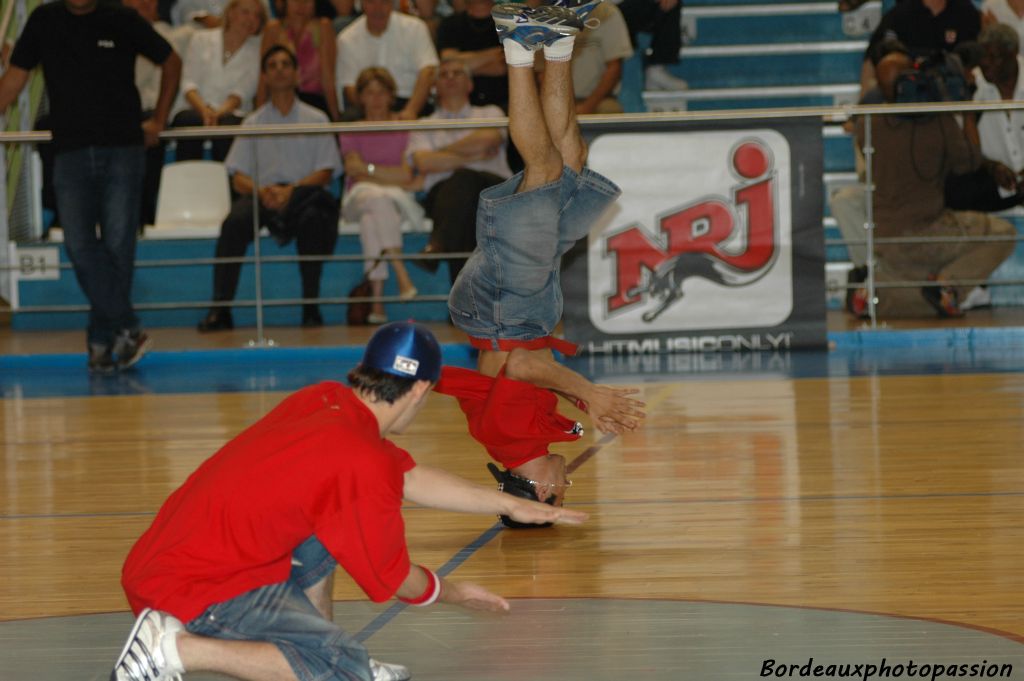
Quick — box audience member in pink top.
[339,67,423,324]
[261,0,340,120]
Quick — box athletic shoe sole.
[492,3,583,47]
[111,608,155,681]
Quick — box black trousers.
[617,0,683,66]
[171,109,243,162]
[945,167,1023,213]
[211,185,339,306]
[423,168,506,284]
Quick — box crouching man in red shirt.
[111,321,586,681]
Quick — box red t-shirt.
[121,382,416,622]
[434,367,582,469]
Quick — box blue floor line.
[2,328,1024,399]
[354,524,505,643]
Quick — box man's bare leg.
[539,56,587,173]
[304,570,335,621]
[177,634,297,681]
[507,63,564,192]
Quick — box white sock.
[544,34,576,62]
[160,625,186,674]
[504,39,539,67]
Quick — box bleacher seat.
[153,161,231,236]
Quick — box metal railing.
[3,101,1024,342]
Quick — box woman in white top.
[171,0,266,161]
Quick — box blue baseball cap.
[360,322,442,383]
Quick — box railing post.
[249,136,271,347]
[863,112,877,329]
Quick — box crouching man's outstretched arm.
[403,463,588,525]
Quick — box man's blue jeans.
[53,146,144,347]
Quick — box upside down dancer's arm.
[503,348,646,434]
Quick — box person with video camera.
[860,0,980,99]
[851,50,1016,319]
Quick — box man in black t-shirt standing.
[0,0,181,374]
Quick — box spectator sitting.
[981,0,1024,54]
[198,45,342,332]
[851,51,1016,318]
[406,56,512,284]
[861,0,980,98]
[531,0,633,114]
[436,0,508,111]
[339,67,423,325]
[334,0,439,119]
[172,0,270,27]
[947,24,1024,212]
[125,0,195,227]
[617,0,688,91]
[171,0,265,162]
[330,0,360,33]
[260,0,341,120]
[408,0,447,42]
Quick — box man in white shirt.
[198,45,342,332]
[335,0,439,119]
[405,56,512,283]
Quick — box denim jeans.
[184,536,372,681]
[449,165,621,342]
[53,146,145,346]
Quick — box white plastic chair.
[152,161,231,237]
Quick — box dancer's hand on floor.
[581,386,646,434]
[443,580,511,613]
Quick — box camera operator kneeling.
[852,51,1015,318]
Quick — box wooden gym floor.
[1,317,1022,680]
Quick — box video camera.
[894,52,969,107]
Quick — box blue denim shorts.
[184,536,372,681]
[449,166,620,344]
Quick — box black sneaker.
[87,343,116,375]
[845,265,868,316]
[197,309,234,332]
[113,330,152,371]
[302,305,324,328]
[921,280,964,318]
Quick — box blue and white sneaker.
[492,2,584,48]
[552,0,603,23]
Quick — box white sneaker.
[370,657,411,681]
[645,64,689,91]
[110,608,185,681]
[961,285,992,310]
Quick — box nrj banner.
[563,119,826,354]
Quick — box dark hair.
[262,44,298,72]
[954,41,984,71]
[347,365,418,404]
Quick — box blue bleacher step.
[643,82,860,112]
[668,42,867,89]
[684,2,880,46]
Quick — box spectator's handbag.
[346,257,382,326]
